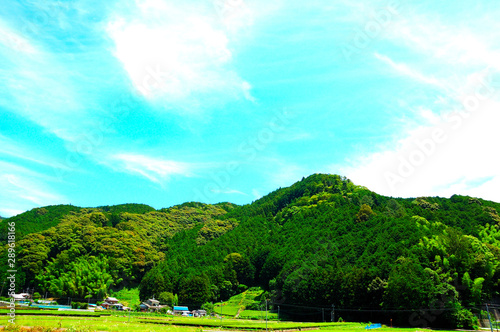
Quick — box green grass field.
[108,287,141,308]
[217,287,270,318]
[0,314,460,332]
[0,309,109,317]
[0,289,462,331]
[238,309,278,320]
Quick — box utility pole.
[278,306,280,320]
[0,280,5,297]
[331,304,335,322]
[220,300,223,326]
[264,300,268,330]
[487,303,494,332]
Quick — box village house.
[140,298,164,312]
[101,297,125,310]
[192,309,207,317]
[173,305,190,316]
[12,293,31,301]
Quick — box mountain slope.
[2,174,500,328]
[140,174,500,328]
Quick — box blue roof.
[174,306,189,311]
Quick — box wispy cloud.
[0,20,38,54]
[334,2,500,201]
[383,10,500,71]
[0,134,70,170]
[374,53,445,89]
[0,161,67,217]
[106,0,255,112]
[341,93,500,201]
[0,21,103,146]
[110,153,194,183]
[211,188,248,195]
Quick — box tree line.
[2,174,500,328]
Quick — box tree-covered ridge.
[96,203,156,214]
[2,174,500,329]
[2,202,231,299]
[139,174,500,328]
[0,205,82,243]
[0,203,158,244]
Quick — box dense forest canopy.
[2,174,500,329]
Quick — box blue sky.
[1,0,500,217]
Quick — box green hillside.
[2,174,500,329]
[0,204,82,242]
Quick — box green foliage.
[0,205,81,243]
[224,253,255,286]
[356,204,374,222]
[197,218,238,245]
[3,174,500,329]
[97,203,155,214]
[158,291,178,305]
[412,197,440,210]
[109,287,140,308]
[179,274,212,304]
[37,255,120,298]
[71,301,89,309]
[201,302,215,314]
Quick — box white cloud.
[111,153,194,183]
[106,0,255,112]
[0,21,105,148]
[0,209,25,218]
[0,20,38,54]
[385,12,500,71]
[251,188,262,200]
[374,53,445,89]
[0,161,67,217]
[334,3,500,202]
[211,188,248,195]
[0,134,70,170]
[267,163,308,190]
[341,89,500,201]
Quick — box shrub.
[201,302,215,315]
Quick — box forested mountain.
[2,174,500,328]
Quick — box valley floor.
[0,314,460,332]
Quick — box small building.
[173,306,190,315]
[140,298,163,312]
[101,297,124,310]
[101,302,111,309]
[104,297,120,304]
[146,299,160,307]
[192,309,207,317]
[12,293,30,301]
[112,303,124,310]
